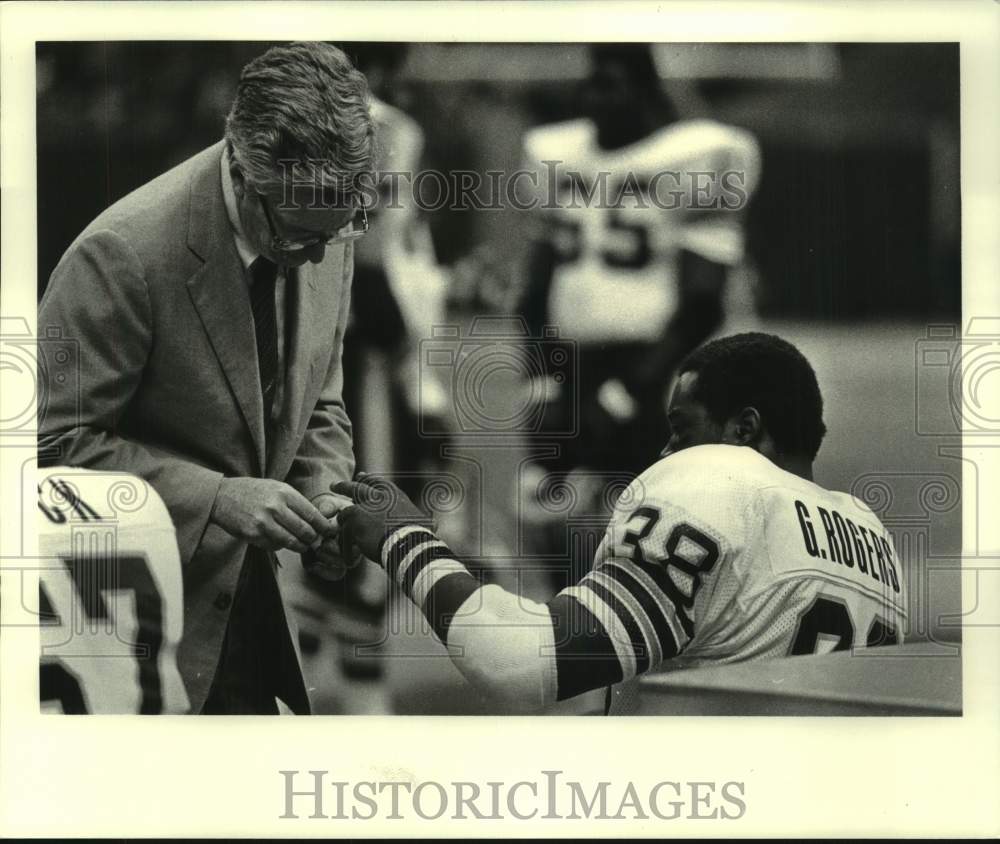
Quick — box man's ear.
[229,159,246,200]
[733,407,764,446]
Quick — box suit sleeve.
[38,229,224,565]
[285,242,356,501]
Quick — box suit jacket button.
[213,592,232,611]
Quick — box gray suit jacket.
[38,140,355,710]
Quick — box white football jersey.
[524,118,761,343]
[37,467,189,714]
[594,445,907,713]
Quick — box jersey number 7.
[40,553,166,714]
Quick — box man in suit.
[38,42,375,714]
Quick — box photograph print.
[31,39,964,717]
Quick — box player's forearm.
[377,525,544,709]
[378,525,629,711]
[628,255,726,395]
[516,236,558,338]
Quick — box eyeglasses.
[257,192,369,253]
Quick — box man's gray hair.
[225,41,375,205]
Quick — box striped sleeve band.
[381,524,481,642]
[546,555,690,700]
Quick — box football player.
[334,333,907,713]
[37,467,189,714]
[517,45,761,530]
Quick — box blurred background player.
[516,45,761,587]
[37,467,189,714]
[281,44,452,714]
[345,42,451,464]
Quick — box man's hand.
[210,477,332,553]
[302,491,361,581]
[333,473,434,564]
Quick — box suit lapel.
[185,142,267,474]
[269,249,343,477]
[281,265,316,446]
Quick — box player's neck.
[594,100,677,151]
[595,113,664,151]
[779,455,814,482]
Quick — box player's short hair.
[225,41,375,203]
[590,44,662,87]
[587,44,680,124]
[679,332,828,460]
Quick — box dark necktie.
[249,257,278,445]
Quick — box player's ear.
[733,406,764,446]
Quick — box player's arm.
[336,476,692,712]
[516,220,560,338]
[621,248,727,404]
[512,137,571,338]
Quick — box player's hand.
[302,492,362,581]
[210,477,332,553]
[333,473,434,564]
